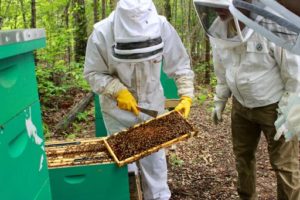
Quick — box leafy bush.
[36,60,90,104]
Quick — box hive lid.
[0,29,46,59]
[0,29,45,46]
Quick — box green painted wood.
[94,94,108,137]
[0,52,39,125]
[0,38,46,60]
[160,67,179,99]
[0,102,51,200]
[35,179,52,200]
[49,163,130,200]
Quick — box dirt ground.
[167,101,277,200]
[45,95,279,200]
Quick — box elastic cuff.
[181,96,192,103]
[214,95,228,103]
[103,78,127,98]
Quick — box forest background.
[0,0,213,139]
[1,2,280,198]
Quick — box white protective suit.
[228,0,300,141]
[84,1,194,199]
[210,18,300,110]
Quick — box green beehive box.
[0,29,46,125]
[160,66,179,99]
[0,29,51,200]
[94,95,108,137]
[0,102,51,200]
[46,139,130,200]
[49,164,130,200]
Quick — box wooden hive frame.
[103,111,197,167]
[46,138,113,168]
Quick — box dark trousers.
[231,98,300,200]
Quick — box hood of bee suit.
[229,0,300,55]
[112,0,164,62]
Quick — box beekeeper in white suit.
[84,0,194,199]
[194,0,300,199]
[228,0,300,143]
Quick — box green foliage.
[195,85,214,114]
[197,93,208,105]
[210,73,217,88]
[36,63,66,101]
[68,62,90,91]
[43,123,51,141]
[169,153,184,167]
[66,133,77,140]
[36,60,89,104]
[76,111,90,122]
[72,123,82,134]
[194,61,211,74]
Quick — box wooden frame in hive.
[46,138,113,168]
[104,111,197,167]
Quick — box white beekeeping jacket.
[84,12,194,123]
[211,20,300,108]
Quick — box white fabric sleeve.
[274,47,300,109]
[84,30,126,98]
[287,105,300,136]
[160,18,194,98]
[211,47,231,103]
[103,78,127,98]
[275,93,300,140]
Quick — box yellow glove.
[116,89,139,116]
[175,96,192,118]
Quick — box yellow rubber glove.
[116,89,139,116]
[175,96,192,118]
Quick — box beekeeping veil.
[229,0,300,55]
[112,0,164,62]
[193,0,254,48]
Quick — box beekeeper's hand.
[274,103,300,141]
[175,96,192,118]
[212,100,226,125]
[274,122,293,141]
[274,93,300,141]
[286,105,300,139]
[116,89,139,115]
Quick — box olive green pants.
[231,98,300,200]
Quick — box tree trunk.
[204,35,211,84]
[164,0,171,22]
[73,0,87,63]
[93,0,99,23]
[188,0,191,32]
[31,0,36,28]
[101,0,106,19]
[173,0,177,28]
[109,0,115,13]
[65,1,71,64]
[180,0,184,40]
[19,0,27,28]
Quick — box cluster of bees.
[107,112,194,161]
[45,112,196,168]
